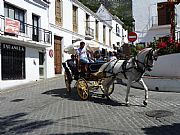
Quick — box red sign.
[5,17,20,35]
[49,49,53,58]
[128,32,137,42]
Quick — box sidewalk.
[0,74,64,93]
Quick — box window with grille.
[1,43,25,80]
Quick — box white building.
[0,0,52,89]
[132,0,180,44]
[49,0,114,75]
[0,0,128,89]
[96,4,128,49]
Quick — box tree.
[78,0,134,31]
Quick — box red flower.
[157,41,167,49]
[175,42,180,48]
[168,36,174,43]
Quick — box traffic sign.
[128,32,137,42]
[49,49,53,58]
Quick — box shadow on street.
[48,132,111,135]
[142,123,180,135]
[0,113,54,134]
[42,87,144,107]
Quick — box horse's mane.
[137,48,152,60]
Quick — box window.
[1,44,25,80]
[72,5,78,32]
[4,3,25,33]
[103,25,106,44]
[55,0,63,26]
[86,13,90,31]
[95,20,99,41]
[116,24,120,36]
[157,2,171,25]
[109,29,111,46]
[32,14,39,41]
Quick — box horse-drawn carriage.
[62,58,114,100]
[63,46,159,106]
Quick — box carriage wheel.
[64,72,71,92]
[100,80,115,96]
[77,78,89,100]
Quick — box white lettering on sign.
[129,36,137,38]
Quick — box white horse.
[97,48,158,106]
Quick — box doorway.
[54,36,62,74]
[39,52,45,79]
[32,14,39,42]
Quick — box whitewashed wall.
[25,47,39,81]
[4,0,49,29]
[133,0,180,43]
[0,0,52,83]
[147,53,180,77]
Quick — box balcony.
[85,27,94,40]
[0,15,52,47]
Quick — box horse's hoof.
[143,100,147,106]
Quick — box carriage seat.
[87,62,106,73]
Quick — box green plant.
[150,37,180,56]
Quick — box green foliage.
[150,37,180,56]
[78,0,101,12]
[78,0,133,31]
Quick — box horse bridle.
[135,49,157,72]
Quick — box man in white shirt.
[76,41,89,64]
[76,41,90,73]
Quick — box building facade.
[0,0,128,89]
[96,4,128,49]
[0,0,52,88]
[132,0,180,44]
[49,0,115,75]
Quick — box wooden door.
[54,36,62,74]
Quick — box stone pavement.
[0,75,180,135]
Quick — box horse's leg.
[125,79,131,106]
[102,77,114,100]
[139,78,148,106]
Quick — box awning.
[64,40,99,54]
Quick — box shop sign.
[5,17,20,35]
[2,43,25,51]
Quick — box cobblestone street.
[0,75,180,135]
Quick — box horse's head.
[136,48,158,71]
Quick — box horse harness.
[103,50,154,82]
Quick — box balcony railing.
[0,15,52,45]
[85,27,94,40]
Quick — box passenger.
[67,54,79,80]
[109,51,117,61]
[94,51,104,62]
[76,41,90,74]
